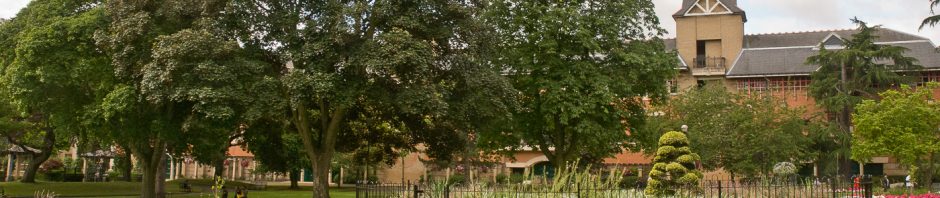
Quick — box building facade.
[667,0,940,177]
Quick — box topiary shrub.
[645,131,702,196]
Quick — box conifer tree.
[645,131,702,196]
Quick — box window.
[667,79,679,94]
[696,79,722,88]
[696,40,707,57]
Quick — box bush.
[619,175,639,188]
[447,174,466,186]
[509,174,525,184]
[42,170,65,181]
[495,173,508,184]
[39,160,63,173]
[645,131,702,196]
[63,173,84,182]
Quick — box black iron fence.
[356,176,876,198]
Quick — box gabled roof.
[742,28,928,49]
[673,0,747,22]
[662,28,940,78]
[726,28,940,78]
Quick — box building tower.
[673,0,746,80]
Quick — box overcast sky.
[1,0,939,44]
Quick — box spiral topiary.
[644,131,702,196]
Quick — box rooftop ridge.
[745,28,857,36]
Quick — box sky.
[1,0,939,44]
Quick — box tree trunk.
[134,143,165,198]
[293,103,346,198]
[289,169,301,189]
[19,128,55,183]
[141,158,158,198]
[155,154,167,198]
[310,154,332,198]
[920,153,936,188]
[19,152,50,183]
[121,151,133,182]
[213,158,225,178]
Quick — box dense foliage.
[639,85,811,177]
[806,19,920,175]
[645,131,701,196]
[853,84,940,187]
[482,0,676,167]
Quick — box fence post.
[355,183,360,198]
[577,181,581,198]
[412,184,418,198]
[830,178,837,198]
[444,183,450,198]
[718,180,722,198]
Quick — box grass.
[0,181,356,197]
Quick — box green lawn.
[0,181,356,198]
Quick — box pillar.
[231,158,237,180]
[813,163,819,177]
[82,158,88,176]
[5,154,13,181]
[169,159,176,180]
[859,162,865,175]
[328,171,333,186]
[339,167,344,187]
[445,168,451,183]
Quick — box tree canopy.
[639,85,811,177]
[645,131,701,196]
[482,0,676,167]
[222,1,516,196]
[852,84,940,187]
[0,0,110,183]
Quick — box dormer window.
[815,33,845,50]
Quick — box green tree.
[852,84,940,187]
[483,0,676,168]
[243,118,309,189]
[645,131,701,196]
[639,85,811,177]
[806,18,920,175]
[223,1,515,197]
[0,0,110,183]
[921,0,940,29]
[94,1,272,196]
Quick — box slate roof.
[673,0,747,22]
[662,28,940,77]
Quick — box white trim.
[677,54,688,67]
[813,33,846,50]
[505,155,549,168]
[727,73,812,78]
[683,0,734,16]
[882,27,933,41]
[743,46,816,51]
[684,12,734,16]
[877,40,934,45]
[741,40,934,51]
[725,50,745,75]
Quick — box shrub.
[63,174,84,182]
[495,173,508,184]
[447,174,466,186]
[645,131,702,196]
[509,174,525,184]
[39,160,63,173]
[42,170,64,181]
